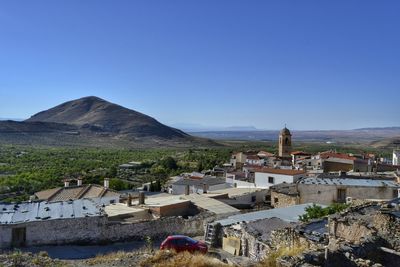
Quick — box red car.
[160,235,208,253]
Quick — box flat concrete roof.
[183,194,239,215]
[205,187,266,198]
[104,203,147,217]
[132,195,190,207]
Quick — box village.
[0,127,399,266]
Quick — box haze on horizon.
[0,1,399,131]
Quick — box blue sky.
[0,1,399,130]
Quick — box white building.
[225,172,256,188]
[393,150,400,166]
[254,168,306,189]
[171,177,229,195]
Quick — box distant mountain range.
[0,96,215,148]
[0,96,398,148]
[189,128,400,148]
[0,117,24,121]
[172,124,259,132]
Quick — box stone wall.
[271,191,299,208]
[102,212,216,242]
[0,216,104,248]
[326,205,400,267]
[0,212,216,248]
[221,223,313,262]
[298,184,397,205]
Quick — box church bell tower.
[278,126,292,158]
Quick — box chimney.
[127,194,132,207]
[64,180,70,187]
[202,183,208,194]
[104,178,109,189]
[138,191,145,205]
[77,178,83,186]
[185,185,190,195]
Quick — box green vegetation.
[299,203,349,222]
[0,139,391,202]
[0,145,232,202]
[258,244,307,267]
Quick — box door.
[337,189,347,203]
[11,227,26,247]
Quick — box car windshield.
[184,237,198,244]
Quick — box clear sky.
[0,1,399,130]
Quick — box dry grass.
[257,245,308,267]
[0,250,67,267]
[140,250,228,267]
[83,247,151,266]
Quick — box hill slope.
[26,96,188,139]
[0,96,217,148]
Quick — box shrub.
[258,245,307,267]
[299,203,349,222]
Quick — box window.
[268,176,274,184]
[274,197,279,204]
[176,239,187,246]
[251,196,256,202]
[185,237,198,244]
[110,200,116,204]
[170,239,179,245]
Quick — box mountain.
[0,96,216,148]
[26,96,187,139]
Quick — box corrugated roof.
[299,177,400,187]
[0,199,103,225]
[216,203,322,226]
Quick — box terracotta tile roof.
[34,187,62,200]
[82,185,106,198]
[320,152,356,161]
[253,167,306,176]
[35,184,120,202]
[50,187,85,202]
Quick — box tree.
[160,157,178,170]
[109,178,130,191]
